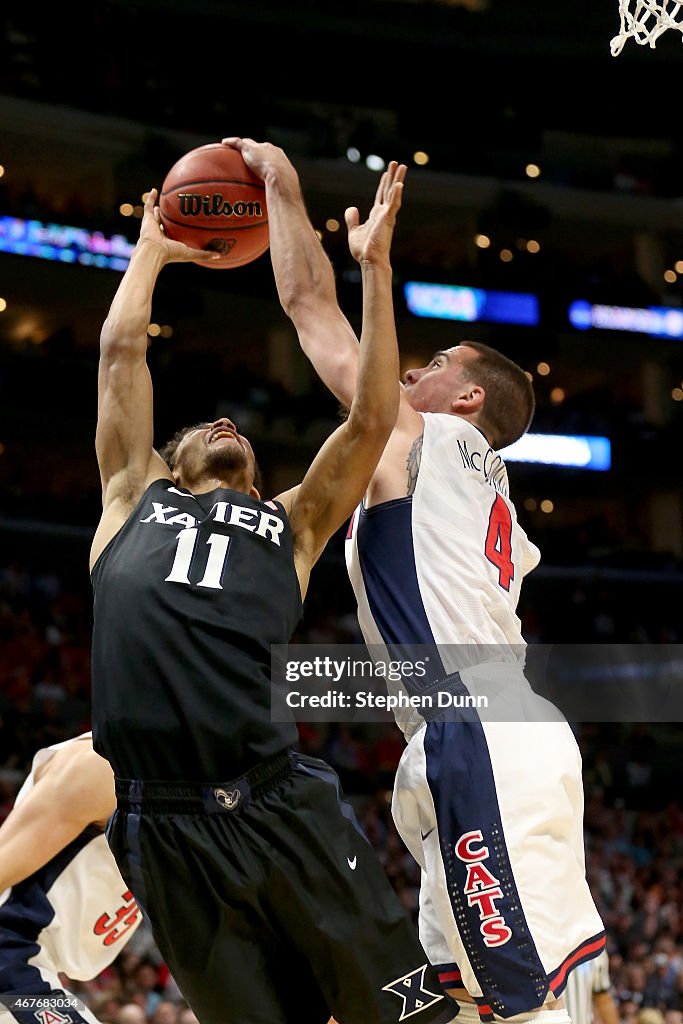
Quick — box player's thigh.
[269,757,453,1024]
[108,807,328,1024]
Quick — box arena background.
[1,2,683,1021]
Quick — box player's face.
[174,418,257,490]
[402,345,478,413]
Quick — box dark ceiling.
[2,0,683,564]
[2,0,683,153]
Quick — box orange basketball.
[159,143,269,269]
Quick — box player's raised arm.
[91,191,218,568]
[277,161,406,590]
[222,137,361,410]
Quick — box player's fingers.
[381,161,400,201]
[388,180,404,212]
[195,251,222,261]
[221,137,242,148]
[374,170,389,207]
[345,206,360,232]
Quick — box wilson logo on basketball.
[177,193,264,218]
[93,890,140,946]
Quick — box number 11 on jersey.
[165,528,232,589]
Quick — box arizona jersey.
[90,480,303,782]
[0,734,140,984]
[345,413,541,735]
[345,414,606,1017]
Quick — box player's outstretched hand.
[138,189,220,264]
[221,137,299,191]
[346,161,406,266]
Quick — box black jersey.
[90,479,302,781]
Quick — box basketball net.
[611,0,683,54]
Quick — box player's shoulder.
[422,411,492,448]
[32,732,92,779]
[36,733,108,785]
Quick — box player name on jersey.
[139,499,285,545]
[456,439,509,496]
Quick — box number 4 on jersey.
[485,494,515,591]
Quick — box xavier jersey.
[345,414,541,735]
[0,734,140,984]
[91,480,302,782]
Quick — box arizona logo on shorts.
[34,1011,73,1024]
[382,964,445,1020]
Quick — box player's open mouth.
[208,429,240,446]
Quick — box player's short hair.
[158,422,264,493]
[460,342,535,450]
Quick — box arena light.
[500,433,611,471]
[404,281,539,326]
[569,299,683,339]
[0,215,134,271]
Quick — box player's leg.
[391,715,605,1020]
[263,754,458,1024]
[106,803,329,1024]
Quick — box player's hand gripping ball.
[159,143,269,269]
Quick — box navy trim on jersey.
[548,932,607,996]
[357,500,438,648]
[423,720,550,1018]
[356,500,457,703]
[0,832,96,1022]
[0,957,94,1024]
[0,832,92,943]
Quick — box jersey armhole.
[90,478,171,580]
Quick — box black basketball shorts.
[108,750,457,1024]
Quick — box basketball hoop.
[611,0,683,54]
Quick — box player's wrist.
[359,256,392,273]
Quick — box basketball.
[159,143,269,269]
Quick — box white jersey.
[346,413,541,736]
[0,733,141,983]
[563,949,612,1023]
[346,412,606,1019]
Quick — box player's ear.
[451,384,485,413]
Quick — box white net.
[611,0,683,54]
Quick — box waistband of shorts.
[419,670,480,723]
[114,749,296,814]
